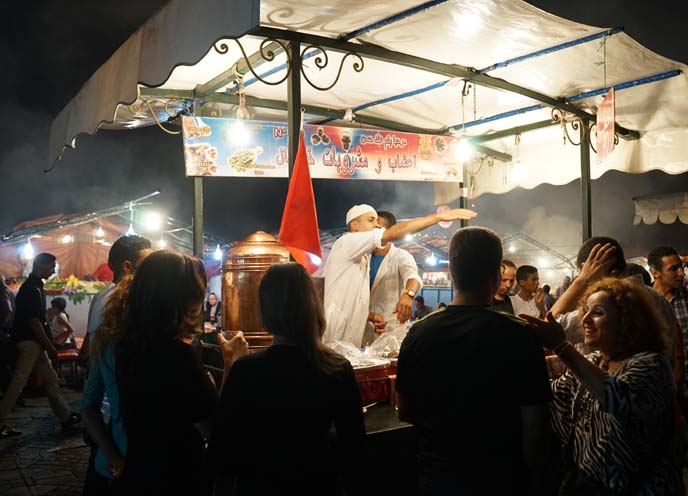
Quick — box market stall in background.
[0,192,231,338]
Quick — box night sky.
[1,0,687,257]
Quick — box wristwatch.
[403,289,416,297]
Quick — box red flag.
[278,132,322,273]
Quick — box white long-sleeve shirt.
[86,282,115,337]
[364,245,422,344]
[322,229,384,346]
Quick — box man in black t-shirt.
[491,259,516,315]
[0,253,79,437]
[396,228,551,495]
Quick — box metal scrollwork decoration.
[588,122,619,154]
[464,153,494,177]
[213,37,365,92]
[215,38,293,86]
[551,108,584,146]
[300,45,364,92]
[127,99,183,135]
[163,99,184,119]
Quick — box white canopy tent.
[50,0,688,246]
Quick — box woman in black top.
[208,263,366,495]
[86,251,248,495]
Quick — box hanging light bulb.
[213,244,223,261]
[453,137,473,163]
[508,244,517,254]
[224,78,252,146]
[95,227,105,237]
[425,253,438,266]
[509,132,525,183]
[126,224,136,236]
[404,234,413,242]
[229,119,250,146]
[61,234,73,244]
[157,239,167,249]
[22,240,34,259]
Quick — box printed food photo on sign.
[340,130,352,151]
[181,116,289,178]
[310,126,331,146]
[433,136,447,155]
[228,147,264,172]
[419,134,432,159]
[183,117,212,140]
[185,143,218,176]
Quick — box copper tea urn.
[221,231,290,348]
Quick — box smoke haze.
[0,0,687,261]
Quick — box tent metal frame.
[2,191,229,256]
[126,4,682,251]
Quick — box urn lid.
[227,231,290,260]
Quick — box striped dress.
[550,351,680,495]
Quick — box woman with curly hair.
[80,251,248,495]
[522,277,680,495]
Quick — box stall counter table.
[363,404,418,495]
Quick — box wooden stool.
[53,349,81,386]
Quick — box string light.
[22,241,34,259]
[144,212,162,231]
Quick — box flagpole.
[287,40,301,177]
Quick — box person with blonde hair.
[522,277,680,494]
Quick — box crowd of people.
[0,203,685,495]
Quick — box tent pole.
[287,41,301,174]
[193,177,204,257]
[459,162,469,227]
[580,125,592,242]
[459,182,468,228]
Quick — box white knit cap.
[345,204,376,225]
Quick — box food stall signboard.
[182,117,464,182]
[596,87,615,164]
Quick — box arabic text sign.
[182,117,464,182]
[305,125,463,182]
[596,87,615,164]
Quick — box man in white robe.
[322,204,476,347]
